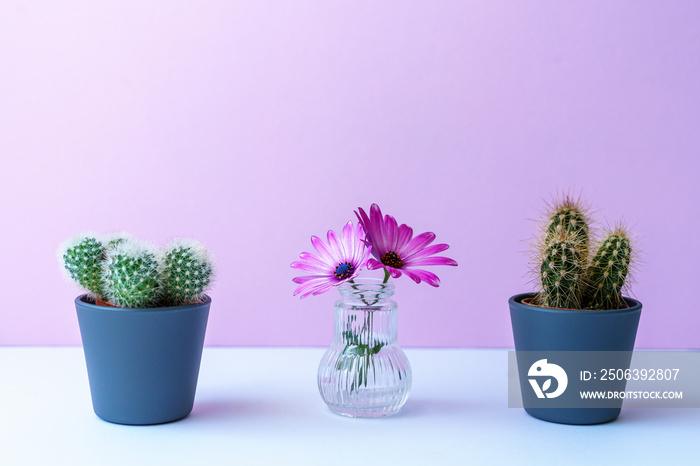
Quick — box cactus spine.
[160,239,215,306]
[102,240,161,308]
[58,234,106,298]
[587,227,632,310]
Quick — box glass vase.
[317,278,412,417]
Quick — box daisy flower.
[355,204,458,287]
[291,221,372,299]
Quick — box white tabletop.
[0,348,697,465]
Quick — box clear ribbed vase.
[317,278,412,418]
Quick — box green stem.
[382,268,390,284]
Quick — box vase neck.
[334,291,398,346]
[338,278,395,300]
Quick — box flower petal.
[369,203,387,254]
[292,275,327,284]
[347,221,360,260]
[357,238,372,269]
[385,214,399,252]
[402,268,441,287]
[404,256,458,267]
[342,221,354,258]
[354,208,371,233]
[396,224,414,253]
[403,242,450,261]
[310,281,340,296]
[326,229,345,262]
[311,235,335,263]
[299,251,334,269]
[290,261,331,274]
[293,277,334,298]
[401,231,436,258]
[366,258,384,270]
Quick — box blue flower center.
[334,262,355,280]
[381,251,403,268]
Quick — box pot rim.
[509,292,642,315]
[75,294,211,314]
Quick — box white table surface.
[0,348,697,466]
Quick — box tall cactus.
[544,194,590,262]
[58,233,106,298]
[539,231,584,309]
[160,238,215,305]
[102,240,161,308]
[587,227,632,310]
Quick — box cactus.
[59,232,215,308]
[586,227,632,310]
[544,194,590,262]
[102,240,161,308]
[539,231,584,309]
[532,194,636,310]
[58,233,106,298]
[160,239,215,305]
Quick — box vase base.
[327,405,402,418]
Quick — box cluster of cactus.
[59,233,215,308]
[533,194,635,310]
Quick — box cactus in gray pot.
[102,240,162,308]
[160,239,215,306]
[586,226,633,310]
[58,233,107,298]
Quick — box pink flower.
[355,204,457,287]
[291,221,371,299]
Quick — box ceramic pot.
[75,295,210,425]
[509,293,642,424]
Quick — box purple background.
[1,1,698,348]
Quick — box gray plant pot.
[75,295,210,425]
[509,293,642,425]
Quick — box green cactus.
[59,232,215,308]
[545,194,590,262]
[530,193,636,311]
[102,240,161,308]
[160,239,215,305]
[586,228,632,310]
[58,234,106,297]
[538,231,584,309]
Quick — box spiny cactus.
[586,227,632,310]
[532,194,636,310]
[160,239,215,306]
[59,232,216,308]
[102,240,162,308]
[58,233,106,298]
[539,231,584,309]
[544,194,590,262]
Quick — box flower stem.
[382,268,390,284]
